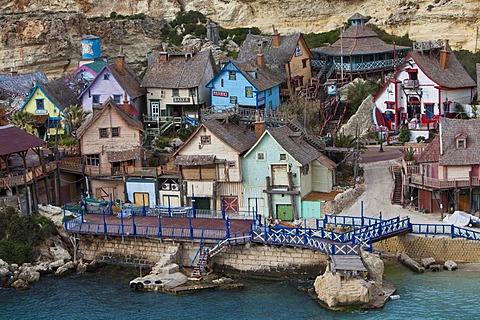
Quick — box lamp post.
[379,126,384,152]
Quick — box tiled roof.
[410,47,476,89]
[439,118,480,166]
[237,33,303,69]
[0,125,45,156]
[313,25,409,56]
[85,60,108,73]
[267,125,323,166]
[348,12,367,21]
[0,72,48,96]
[38,80,79,111]
[203,119,257,154]
[108,61,145,99]
[230,60,284,91]
[141,50,215,89]
[417,136,440,163]
[76,98,143,138]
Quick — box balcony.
[409,174,480,189]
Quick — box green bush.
[416,136,426,143]
[398,126,411,143]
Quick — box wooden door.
[271,164,288,187]
[134,192,149,207]
[459,195,470,212]
[276,204,293,221]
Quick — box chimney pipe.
[254,112,266,140]
[272,25,281,48]
[439,39,450,69]
[256,53,265,68]
[116,46,125,74]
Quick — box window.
[92,95,100,104]
[245,87,253,98]
[229,72,236,80]
[228,161,236,168]
[151,101,160,118]
[268,101,272,109]
[280,153,287,161]
[113,94,122,104]
[200,135,211,145]
[172,88,179,97]
[221,79,224,87]
[230,96,237,104]
[268,88,272,96]
[295,45,303,56]
[457,139,466,149]
[188,88,196,97]
[103,74,110,80]
[111,127,120,137]
[99,128,108,138]
[302,58,308,68]
[86,154,100,166]
[385,101,395,110]
[36,99,44,110]
[257,152,265,161]
[424,103,434,120]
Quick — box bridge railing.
[410,223,480,241]
[321,214,382,228]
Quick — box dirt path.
[341,147,445,224]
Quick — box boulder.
[50,245,71,262]
[314,271,372,310]
[421,257,436,269]
[11,279,29,290]
[9,263,19,272]
[444,260,458,271]
[76,262,88,273]
[0,259,8,269]
[49,259,65,269]
[397,253,425,273]
[33,262,50,274]
[18,266,40,283]
[361,250,384,286]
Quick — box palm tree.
[10,110,35,132]
[346,80,382,120]
[64,104,91,135]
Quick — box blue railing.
[411,223,480,241]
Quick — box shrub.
[416,136,426,143]
[401,147,415,161]
[398,126,411,143]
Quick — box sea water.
[1,263,479,320]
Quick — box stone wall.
[322,184,366,215]
[78,235,327,279]
[374,234,480,263]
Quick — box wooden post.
[287,171,298,220]
[265,176,273,219]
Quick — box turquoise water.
[1,263,479,320]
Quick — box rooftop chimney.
[256,53,265,68]
[254,112,266,140]
[272,25,281,48]
[439,39,450,69]
[10,64,17,76]
[116,46,125,74]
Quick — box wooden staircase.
[391,166,403,205]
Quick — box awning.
[107,149,139,162]
[34,114,49,125]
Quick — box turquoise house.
[206,60,282,112]
[242,122,336,221]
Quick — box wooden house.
[20,79,78,139]
[0,70,47,112]
[205,60,283,112]
[173,119,257,212]
[242,121,336,221]
[64,60,108,94]
[373,40,476,140]
[76,99,144,201]
[407,118,480,213]
[78,49,146,121]
[237,29,313,96]
[312,13,410,82]
[141,49,217,135]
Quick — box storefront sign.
[213,90,228,97]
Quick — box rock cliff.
[1,1,479,77]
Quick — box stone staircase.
[391,166,403,205]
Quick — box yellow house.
[20,80,79,140]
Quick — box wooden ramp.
[331,255,367,272]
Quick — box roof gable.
[76,98,143,138]
[0,71,47,96]
[439,118,480,165]
[21,80,78,114]
[0,125,45,156]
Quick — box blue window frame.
[425,104,434,120]
[36,99,44,110]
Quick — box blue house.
[206,60,282,112]
[242,121,336,221]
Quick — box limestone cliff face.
[1,1,479,77]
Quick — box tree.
[345,80,382,121]
[10,110,35,132]
[64,105,91,135]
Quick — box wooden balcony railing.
[409,174,480,189]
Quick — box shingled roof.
[108,60,145,99]
[313,25,409,56]
[438,118,480,166]
[141,50,215,89]
[409,46,476,89]
[76,98,143,138]
[203,119,257,154]
[237,33,307,70]
[0,125,45,156]
[417,136,440,163]
[38,80,79,111]
[476,63,480,101]
[0,71,47,96]
[266,125,323,166]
